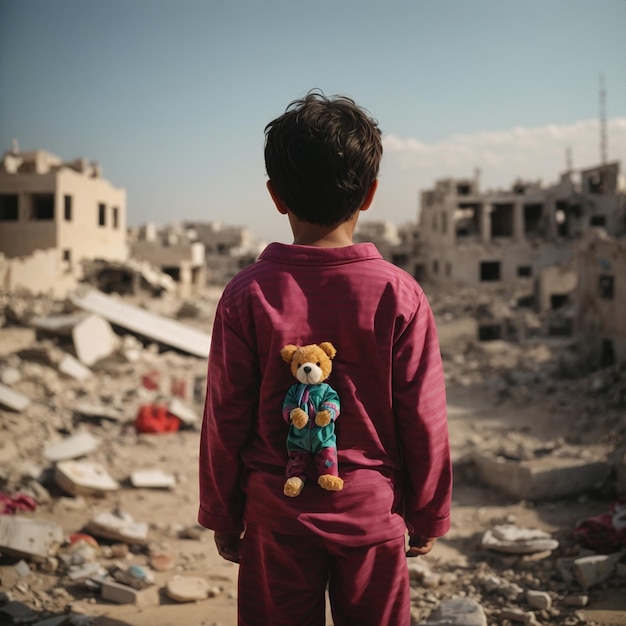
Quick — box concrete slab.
[168,397,198,425]
[54,460,120,496]
[130,469,176,489]
[73,402,125,422]
[44,432,100,462]
[0,516,64,560]
[86,510,148,545]
[32,313,88,335]
[71,288,211,357]
[0,382,30,412]
[72,314,119,366]
[472,451,611,501]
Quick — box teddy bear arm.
[290,407,309,429]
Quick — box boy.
[198,91,452,626]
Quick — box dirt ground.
[1,288,625,626]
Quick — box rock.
[58,354,91,381]
[165,575,210,602]
[112,564,154,590]
[501,607,537,624]
[0,382,30,411]
[481,525,558,554]
[526,590,551,610]
[0,366,21,386]
[573,552,624,590]
[563,594,589,607]
[420,597,487,626]
[150,551,175,572]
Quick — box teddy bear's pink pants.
[286,447,338,482]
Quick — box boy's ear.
[267,180,289,215]
[359,179,378,213]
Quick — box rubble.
[0,517,64,560]
[0,280,624,624]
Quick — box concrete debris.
[71,288,211,357]
[58,353,91,381]
[130,468,176,489]
[44,432,100,462]
[1,276,625,622]
[0,382,30,411]
[72,314,119,366]
[481,524,559,554]
[100,579,160,606]
[0,516,64,559]
[419,596,487,626]
[54,461,119,497]
[168,397,199,425]
[85,510,148,545]
[165,575,211,602]
[572,551,625,590]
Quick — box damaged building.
[0,146,127,297]
[354,220,425,279]
[129,223,206,298]
[576,229,626,367]
[419,161,624,287]
[183,221,264,285]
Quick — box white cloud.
[373,118,626,225]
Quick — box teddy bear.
[280,342,344,497]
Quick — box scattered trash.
[44,432,100,462]
[54,461,120,497]
[134,404,181,434]
[481,524,559,554]
[130,468,176,489]
[0,492,37,515]
[85,510,148,545]
[165,575,210,602]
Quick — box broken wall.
[0,249,79,297]
[576,232,626,366]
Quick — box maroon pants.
[237,524,410,626]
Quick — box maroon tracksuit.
[199,242,451,625]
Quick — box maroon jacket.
[198,242,452,547]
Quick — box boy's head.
[264,91,382,227]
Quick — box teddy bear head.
[280,342,337,385]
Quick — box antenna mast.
[599,73,607,164]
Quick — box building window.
[62,249,71,262]
[445,262,452,277]
[0,194,19,221]
[112,207,119,229]
[64,195,72,221]
[480,261,501,282]
[432,259,439,274]
[598,275,614,300]
[31,194,54,220]
[590,215,606,227]
[551,294,569,309]
[517,266,532,277]
[441,212,447,234]
[98,203,106,226]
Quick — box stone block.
[472,451,611,500]
[0,516,64,560]
[72,314,119,366]
[573,552,624,590]
[101,579,159,606]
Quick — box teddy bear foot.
[284,477,305,497]
[317,475,344,491]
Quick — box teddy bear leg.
[316,447,343,491]
[284,476,305,497]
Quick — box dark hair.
[264,90,382,226]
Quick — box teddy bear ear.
[280,344,299,363]
[318,342,337,359]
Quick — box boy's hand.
[406,536,437,557]
[214,531,242,563]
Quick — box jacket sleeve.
[393,291,452,539]
[198,294,258,533]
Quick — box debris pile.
[0,283,624,625]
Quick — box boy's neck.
[289,213,358,248]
